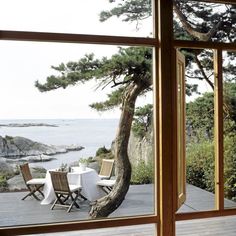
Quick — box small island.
[0,123,58,128]
[0,135,84,163]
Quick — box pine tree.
[35,1,236,218]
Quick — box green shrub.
[186,134,236,201]
[96,146,111,156]
[131,159,154,185]
[186,139,215,193]
[0,175,8,191]
[224,134,236,201]
[87,156,96,163]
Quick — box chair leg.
[21,191,37,200]
[51,198,58,210]
[51,193,65,210]
[51,191,81,213]
[35,184,44,197]
[22,187,41,201]
[67,192,80,213]
[79,193,87,201]
[99,186,111,194]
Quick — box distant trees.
[186,82,236,200]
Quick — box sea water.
[0,119,119,170]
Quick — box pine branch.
[173,1,222,41]
[194,52,214,90]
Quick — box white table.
[41,167,105,205]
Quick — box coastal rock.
[0,135,84,159]
[20,154,55,162]
[0,159,14,175]
[128,127,153,165]
[110,126,153,165]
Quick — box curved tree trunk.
[90,83,145,218]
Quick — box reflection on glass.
[177,49,215,213]
[223,51,236,208]
[0,41,155,227]
[173,1,236,43]
[0,0,153,37]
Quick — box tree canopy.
[36,47,152,112]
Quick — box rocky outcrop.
[0,159,15,175]
[0,135,84,159]
[110,125,153,165]
[128,126,153,165]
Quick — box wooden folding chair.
[98,159,115,180]
[50,171,82,213]
[97,179,116,194]
[20,163,45,201]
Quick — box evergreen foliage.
[132,104,153,138]
[96,146,111,156]
[100,0,152,24]
[186,92,215,140]
[36,47,152,112]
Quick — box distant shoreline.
[0,123,58,128]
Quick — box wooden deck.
[0,184,236,235]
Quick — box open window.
[176,50,186,210]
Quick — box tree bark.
[173,1,222,41]
[89,82,145,218]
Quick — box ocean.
[0,119,119,170]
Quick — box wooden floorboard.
[0,184,236,235]
[176,215,236,236]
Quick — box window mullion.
[214,49,224,210]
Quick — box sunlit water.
[0,119,119,170]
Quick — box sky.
[0,0,153,119]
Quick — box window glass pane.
[20,224,157,236]
[223,51,236,209]
[0,0,153,38]
[174,1,236,43]
[177,48,216,213]
[0,41,155,227]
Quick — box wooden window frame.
[0,33,159,235]
[174,0,236,226]
[0,1,160,235]
[0,0,235,235]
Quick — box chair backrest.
[50,171,70,193]
[99,159,115,178]
[20,163,32,184]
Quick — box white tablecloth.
[41,167,105,205]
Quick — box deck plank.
[0,184,236,235]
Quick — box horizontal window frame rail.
[0,30,158,47]
[176,208,236,221]
[174,40,236,51]
[0,215,158,236]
